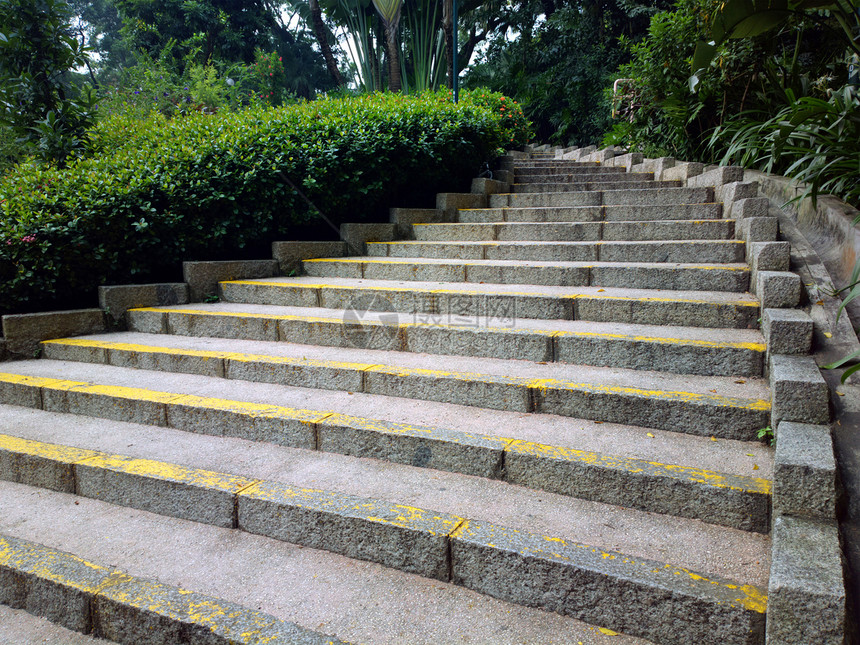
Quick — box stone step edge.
[0,434,766,645]
[128,305,766,379]
[0,368,771,532]
[39,336,770,438]
[213,282,760,332]
[0,533,347,644]
[413,218,734,228]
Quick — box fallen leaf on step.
[816,300,824,305]
[837,391,845,396]
[824,332,833,338]
[710,436,717,442]
[594,421,602,424]
[536,361,547,365]
[597,288,605,292]
[734,379,746,384]
[598,628,619,636]
[746,453,754,457]
[646,432,655,438]
[710,389,717,393]
[753,464,759,470]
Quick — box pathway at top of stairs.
[0,149,774,645]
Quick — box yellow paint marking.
[507,440,771,494]
[527,378,770,411]
[80,453,258,491]
[0,372,87,389]
[0,432,101,463]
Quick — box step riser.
[412,221,735,242]
[125,307,763,377]
[511,180,681,193]
[216,282,759,329]
[0,384,770,531]
[368,241,746,264]
[514,172,652,183]
[457,204,724,223]
[303,260,750,293]
[490,187,714,208]
[0,455,766,645]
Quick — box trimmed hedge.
[0,90,531,316]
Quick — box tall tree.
[309,0,345,86]
[371,0,403,91]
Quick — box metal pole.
[452,0,458,102]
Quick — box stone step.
[27,331,769,438]
[412,220,735,242]
[457,203,724,223]
[489,187,714,208]
[209,277,759,328]
[0,424,768,644]
[368,239,746,264]
[122,301,765,375]
[511,161,604,168]
[515,171,651,182]
[0,485,650,644]
[0,357,772,527]
[511,180,682,193]
[302,257,750,292]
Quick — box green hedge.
[0,90,531,316]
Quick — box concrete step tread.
[0,419,771,592]
[2,357,771,467]
[0,604,109,644]
[126,300,766,375]
[305,256,749,271]
[0,531,346,644]
[456,204,724,223]
[510,181,682,192]
[216,275,757,305]
[0,484,644,645]
[37,333,772,476]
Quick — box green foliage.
[97,47,297,120]
[605,0,846,159]
[0,91,529,315]
[0,0,100,167]
[459,88,533,149]
[714,85,860,208]
[465,1,662,145]
[757,425,775,446]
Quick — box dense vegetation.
[0,89,528,315]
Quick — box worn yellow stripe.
[0,432,100,463]
[507,440,771,494]
[81,453,257,492]
[0,372,87,389]
[528,377,769,411]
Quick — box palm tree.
[371,0,403,91]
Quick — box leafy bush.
[714,85,860,209]
[604,0,844,160]
[0,91,529,315]
[0,0,100,167]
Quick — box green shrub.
[0,91,529,315]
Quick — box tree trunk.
[310,0,344,86]
[384,21,401,92]
[442,0,453,89]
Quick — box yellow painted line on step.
[570,293,759,307]
[221,280,545,299]
[42,338,380,374]
[170,393,331,424]
[0,432,101,463]
[454,521,767,613]
[129,307,346,325]
[80,452,258,493]
[552,331,765,352]
[0,372,87,389]
[506,440,771,494]
[527,378,770,411]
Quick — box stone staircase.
[0,149,786,643]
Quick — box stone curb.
[1,368,770,529]
[0,434,766,645]
[1,309,106,358]
[183,260,279,302]
[98,283,189,326]
[272,241,346,276]
[0,533,349,644]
